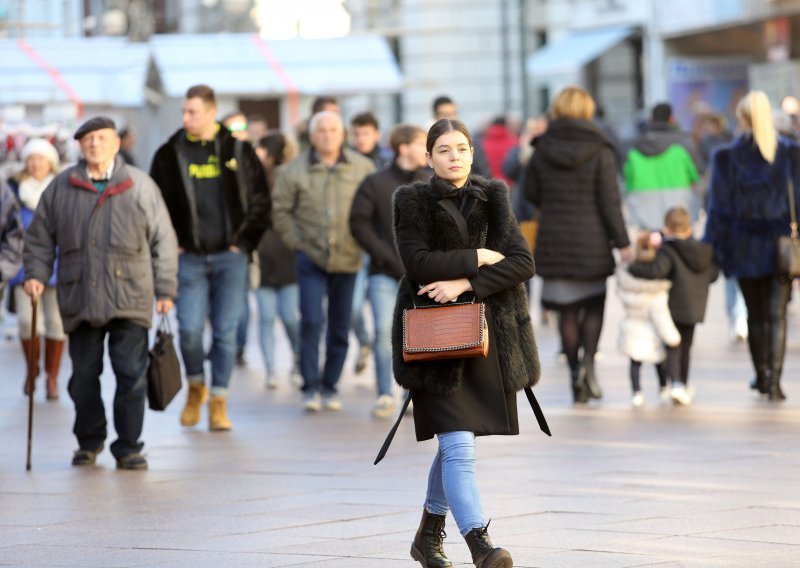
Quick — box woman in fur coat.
[616,232,680,407]
[386,119,543,568]
[704,91,800,401]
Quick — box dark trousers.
[665,323,696,385]
[68,319,148,459]
[295,251,357,394]
[739,276,792,383]
[629,360,668,393]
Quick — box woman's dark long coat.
[392,175,540,440]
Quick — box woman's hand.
[418,278,474,303]
[477,248,505,267]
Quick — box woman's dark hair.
[258,131,288,166]
[426,119,473,154]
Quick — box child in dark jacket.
[628,207,719,405]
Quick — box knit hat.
[21,138,60,172]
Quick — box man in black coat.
[150,84,270,432]
[349,124,430,418]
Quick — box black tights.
[557,294,606,370]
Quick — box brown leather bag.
[402,301,489,363]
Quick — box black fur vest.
[391,175,541,396]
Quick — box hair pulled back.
[426,118,473,154]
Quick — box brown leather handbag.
[777,180,800,279]
[402,301,489,363]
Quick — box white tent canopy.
[527,26,634,77]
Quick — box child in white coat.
[616,232,681,407]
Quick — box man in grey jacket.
[272,111,375,411]
[24,116,178,471]
[0,178,23,289]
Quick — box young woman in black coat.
[525,87,631,403]
[389,119,543,568]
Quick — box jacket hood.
[168,122,231,147]
[532,118,611,169]
[666,238,715,273]
[634,123,691,156]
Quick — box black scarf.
[430,175,487,202]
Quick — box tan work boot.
[44,338,65,401]
[180,383,208,427]
[209,396,232,431]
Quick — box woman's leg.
[437,431,484,537]
[579,294,606,399]
[767,277,792,400]
[425,445,448,516]
[42,287,66,400]
[559,306,588,403]
[255,287,277,379]
[414,446,452,566]
[739,278,770,393]
[14,285,40,394]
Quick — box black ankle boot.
[410,509,452,567]
[768,320,788,402]
[464,523,513,568]
[570,366,589,404]
[582,358,603,399]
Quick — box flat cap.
[74,116,117,140]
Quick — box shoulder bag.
[402,299,489,363]
[777,179,800,279]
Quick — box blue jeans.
[177,250,248,397]
[726,277,748,324]
[296,251,357,394]
[368,274,399,396]
[350,255,371,347]
[68,319,148,459]
[255,284,300,375]
[425,431,485,537]
[236,279,250,351]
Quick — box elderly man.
[24,116,178,470]
[150,85,270,431]
[272,111,375,411]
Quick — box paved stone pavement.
[1,278,799,567]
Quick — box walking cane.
[26,296,38,472]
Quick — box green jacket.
[624,144,699,193]
[272,148,375,273]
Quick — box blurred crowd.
[0,84,797,469]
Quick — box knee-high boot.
[45,338,65,401]
[582,356,603,400]
[410,509,452,567]
[747,320,769,394]
[21,338,41,395]
[768,321,787,402]
[570,364,589,404]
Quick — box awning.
[527,26,634,77]
[150,33,402,98]
[0,37,152,109]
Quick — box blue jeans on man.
[176,250,248,397]
[295,251,357,395]
[368,274,399,397]
[68,319,149,459]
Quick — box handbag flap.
[403,302,485,352]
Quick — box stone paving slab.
[1,278,799,567]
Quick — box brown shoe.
[209,396,232,431]
[464,523,512,568]
[44,338,65,401]
[180,382,208,427]
[21,338,41,396]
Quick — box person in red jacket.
[481,116,517,184]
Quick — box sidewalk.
[1,278,799,567]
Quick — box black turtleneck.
[349,161,431,279]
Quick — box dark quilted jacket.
[525,118,629,279]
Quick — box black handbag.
[147,314,182,411]
[777,179,800,279]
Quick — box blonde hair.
[736,90,777,163]
[550,86,596,121]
